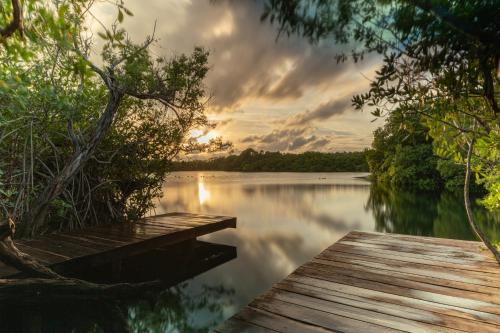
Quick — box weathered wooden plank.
[48,233,123,250]
[310,258,500,296]
[296,264,500,315]
[89,224,166,238]
[326,243,500,274]
[318,250,500,286]
[133,220,187,231]
[349,231,484,251]
[343,234,496,262]
[17,238,94,261]
[249,296,403,333]
[234,307,335,333]
[275,280,500,333]
[70,228,146,243]
[15,243,70,265]
[286,274,500,326]
[267,288,462,332]
[344,232,489,254]
[337,239,498,265]
[40,234,112,254]
[216,231,500,333]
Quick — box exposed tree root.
[0,218,63,278]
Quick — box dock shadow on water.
[0,240,237,333]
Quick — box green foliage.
[426,98,500,210]
[263,0,500,211]
[390,144,440,190]
[366,109,444,191]
[0,1,224,233]
[436,159,465,190]
[172,148,368,172]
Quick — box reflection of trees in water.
[366,184,437,236]
[366,184,500,241]
[129,283,234,333]
[433,192,477,240]
[0,282,234,333]
[434,192,500,243]
[242,183,369,196]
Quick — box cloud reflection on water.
[153,171,373,313]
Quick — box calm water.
[5,172,499,332]
[142,171,499,332]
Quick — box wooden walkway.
[0,212,236,277]
[215,231,500,333]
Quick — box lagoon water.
[8,171,499,332]
[136,171,499,332]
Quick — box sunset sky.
[95,0,383,154]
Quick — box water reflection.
[198,181,211,205]
[367,183,500,241]
[152,171,499,331]
[4,172,498,332]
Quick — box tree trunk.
[464,139,500,265]
[22,90,124,237]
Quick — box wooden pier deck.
[215,231,500,333]
[0,212,236,277]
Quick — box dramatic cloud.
[289,135,318,150]
[241,127,334,152]
[308,138,331,150]
[286,99,351,127]
[95,0,381,153]
[110,0,369,110]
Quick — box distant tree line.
[172,149,368,172]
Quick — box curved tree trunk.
[22,90,124,237]
[464,139,500,265]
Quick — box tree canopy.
[0,0,227,237]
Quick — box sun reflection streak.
[198,181,211,205]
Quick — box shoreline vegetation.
[171,149,368,172]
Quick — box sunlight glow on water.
[197,181,211,205]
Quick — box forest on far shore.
[171,149,368,172]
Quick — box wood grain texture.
[214,231,500,333]
[0,212,236,277]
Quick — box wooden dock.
[215,231,500,333]
[0,212,236,277]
